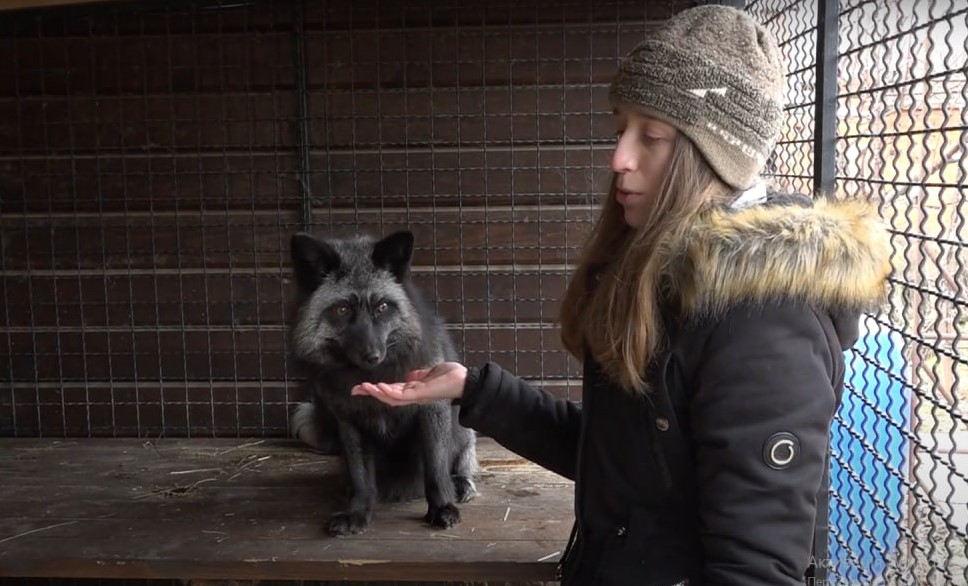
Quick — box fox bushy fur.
[287,230,478,536]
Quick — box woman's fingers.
[351,362,467,404]
[376,382,402,396]
[351,381,427,406]
[405,368,431,383]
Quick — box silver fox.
[288,230,478,536]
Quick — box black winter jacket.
[456,195,891,586]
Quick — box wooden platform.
[0,437,574,583]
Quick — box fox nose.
[362,351,382,366]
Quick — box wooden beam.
[0,0,131,11]
[0,437,573,583]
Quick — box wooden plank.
[0,0,127,11]
[0,1,680,29]
[0,206,594,271]
[0,270,573,328]
[2,380,581,438]
[0,437,574,581]
[0,150,606,214]
[2,322,579,379]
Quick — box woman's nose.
[610,134,637,174]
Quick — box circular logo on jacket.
[763,431,800,470]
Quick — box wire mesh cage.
[1,0,966,584]
[751,0,967,583]
[0,0,695,440]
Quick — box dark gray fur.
[287,230,478,536]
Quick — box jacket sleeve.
[458,362,582,480]
[690,302,839,585]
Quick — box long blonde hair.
[558,133,732,393]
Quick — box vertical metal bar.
[813,0,838,198]
[811,0,838,580]
[166,4,191,437]
[6,17,28,437]
[454,0,467,367]
[480,0,492,389]
[274,0,291,438]
[38,16,69,438]
[64,7,93,438]
[90,13,116,438]
[140,6,166,437]
[215,5,242,439]
[320,1,334,236]
[703,0,747,8]
[506,2,519,376]
[187,4,217,439]
[116,8,143,437]
[292,0,312,231]
[247,1,265,437]
[239,0,266,437]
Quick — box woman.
[351,5,892,585]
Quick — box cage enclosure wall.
[0,0,693,439]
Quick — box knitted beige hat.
[609,5,785,190]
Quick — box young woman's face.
[610,106,678,229]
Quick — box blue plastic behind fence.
[829,316,910,583]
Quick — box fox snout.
[353,346,385,368]
[343,324,387,369]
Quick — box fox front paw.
[454,476,477,503]
[327,510,370,536]
[424,502,460,529]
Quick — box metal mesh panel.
[6,0,963,582]
[752,0,968,583]
[749,0,820,195]
[0,0,692,437]
[4,577,626,586]
[0,1,302,438]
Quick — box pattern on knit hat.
[610,40,783,144]
[607,5,785,190]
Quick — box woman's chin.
[622,208,647,229]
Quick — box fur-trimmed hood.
[662,193,892,347]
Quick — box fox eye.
[374,302,389,315]
[330,303,351,317]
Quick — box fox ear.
[290,232,340,291]
[372,230,414,282]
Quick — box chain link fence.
[751,0,967,584]
[0,0,965,584]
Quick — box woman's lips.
[616,188,642,204]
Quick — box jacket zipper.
[556,364,593,582]
[555,427,585,581]
[555,521,579,581]
[647,353,675,491]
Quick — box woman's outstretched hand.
[350,361,468,406]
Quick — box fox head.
[289,230,423,371]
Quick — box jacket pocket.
[593,506,699,586]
